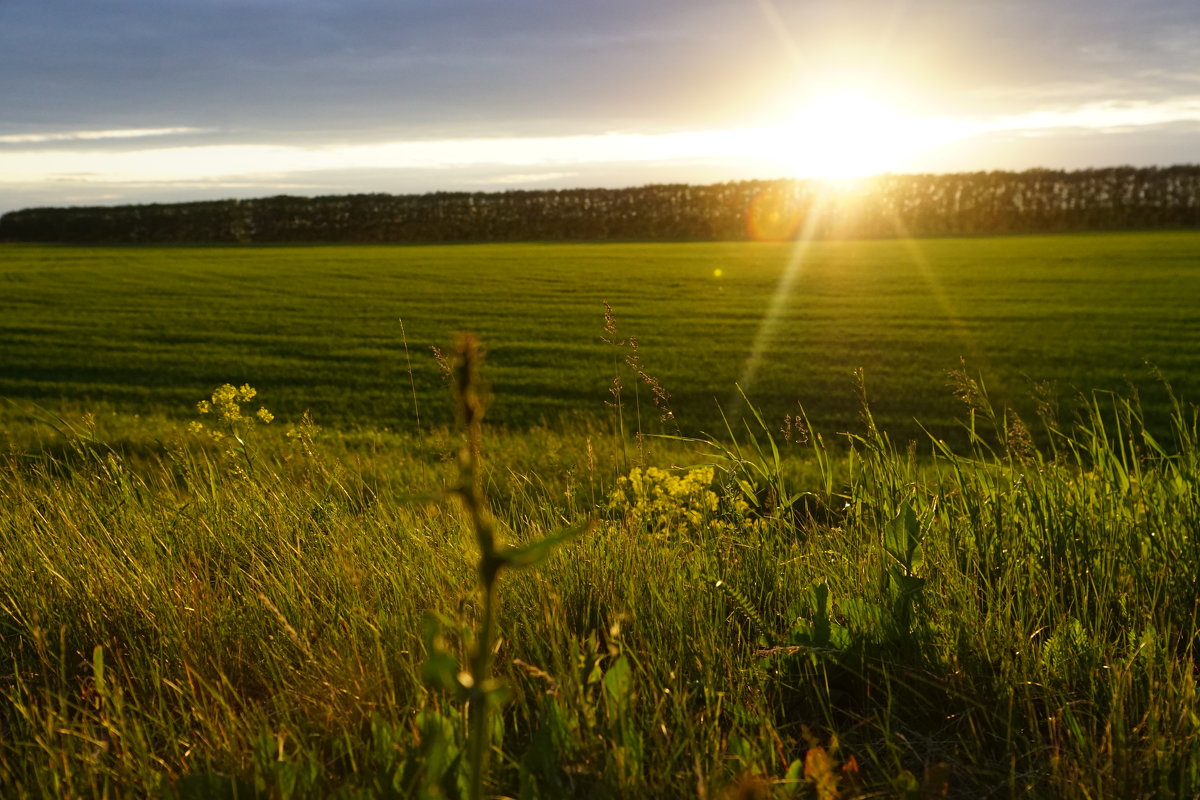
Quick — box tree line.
[3,166,1198,244]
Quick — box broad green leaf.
[891,572,925,599]
[422,650,462,693]
[883,501,923,571]
[498,520,591,569]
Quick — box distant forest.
[3,166,1198,244]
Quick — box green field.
[3,231,1198,443]
[4,232,1200,798]
[3,350,1199,797]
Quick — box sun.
[758,89,964,180]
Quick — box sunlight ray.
[733,186,832,414]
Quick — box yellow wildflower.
[608,465,722,535]
[189,382,274,447]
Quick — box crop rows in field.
[2,231,1198,444]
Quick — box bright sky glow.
[2,96,1196,192]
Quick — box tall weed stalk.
[431,334,587,800]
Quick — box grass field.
[3,231,1198,444]
[2,353,1199,798]
[3,232,1200,798]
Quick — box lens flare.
[746,185,808,241]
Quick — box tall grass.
[0,360,1198,797]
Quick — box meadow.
[2,232,1200,798]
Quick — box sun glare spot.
[759,89,970,180]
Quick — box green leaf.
[784,758,805,790]
[843,598,886,633]
[891,572,926,600]
[784,491,807,509]
[602,654,633,708]
[91,645,105,698]
[415,710,463,796]
[497,520,591,569]
[423,651,462,693]
[421,613,464,693]
[883,501,923,571]
[584,655,603,686]
[812,581,830,647]
[727,734,753,765]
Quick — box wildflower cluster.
[609,466,739,534]
[188,383,273,443]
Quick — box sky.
[2,0,1199,214]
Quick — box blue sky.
[2,0,1198,212]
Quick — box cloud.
[0,128,767,187]
[0,127,208,145]
[470,172,582,185]
[979,98,1200,135]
